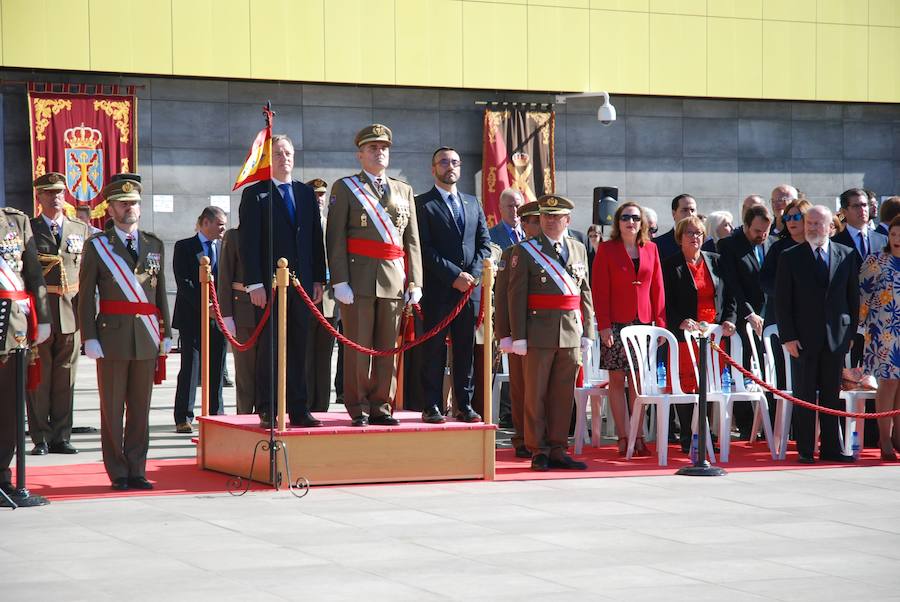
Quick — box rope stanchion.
[208,281,272,352]
[291,276,475,356]
[711,341,900,419]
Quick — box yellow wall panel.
[396,0,462,87]
[90,0,172,75]
[324,0,395,84]
[529,0,589,7]
[868,27,900,102]
[461,1,527,89]
[590,0,648,12]
[816,23,867,101]
[649,13,706,96]
[172,0,251,78]
[707,17,762,98]
[527,6,589,90]
[763,0,816,22]
[250,0,324,81]
[649,0,705,16]
[817,0,867,25]
[869,0,900,27]
[590,10,649,93]
[762,20,815,99]
[707,0,762,19]
[2,0,90,70]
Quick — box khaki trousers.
[27,330,79,445]
[524,347,579,457]
[508,353,526,449]
[96,358,155,480]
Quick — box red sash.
[0,290,40,389]
[97,300,166,384]
[527,294,581,311]
[347,238,405,260]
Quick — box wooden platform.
[197,411,497,486]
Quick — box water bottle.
[721,368,732,393]
[690,433,699,464]
[852,431,860,460]
[657,361,667,393]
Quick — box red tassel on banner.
[155,355,166,385]
[27,357,41,391]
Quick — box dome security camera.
[597,92,616,126]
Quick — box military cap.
[33,172,66,191]
[306,178,327,193]
[355,123,392,148]
[110,172,142,183]
[102,174,142,202]
[538,194,574,215]
[517,201,541,218]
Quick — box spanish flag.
[232,126,272,190]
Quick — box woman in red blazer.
[591,201,666,456]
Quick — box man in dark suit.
[832,188,887,367]
[654,194,697,261]
[777,205,859,464]
[172,206,227,433]
[415,147,492,423]
[488,187,525,249]
[717,203,772,438]
[238,134,327,428]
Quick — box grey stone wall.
[3,72,899,257]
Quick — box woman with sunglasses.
[591,202,666,456]
[760,199,811,324]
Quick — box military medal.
[146,252,161,288]
[360,213,368,227]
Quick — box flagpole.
[264,101,278,487]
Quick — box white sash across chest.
[521,240,578,295]
[0,256,24,292]
[343,175,405,273]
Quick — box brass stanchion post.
[199,256,211,418]
[481,258,496,481]
[275,258,289,432]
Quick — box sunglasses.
[783,213,803,222]
[619,215,642,223]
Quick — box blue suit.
[415,186,491,413]
[489,222,519,250]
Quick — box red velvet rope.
[207,282,272,352]
[711,341,900,419]
[292,277,475,356]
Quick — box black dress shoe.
[531,453,550,471]
[369,415,400,426]
[351,416,369,427]
[422,406,446,424]
[128,476,153,490]
[290,413,323,428]
[797,454,815,464]
[456,408,482,423]
[820,452,855,464]
[30,442,48,456]
[49,441,78,454]
[549,454,588,470]
[111,478,129,491]
[515,445,532,459]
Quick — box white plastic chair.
[757,325,794,460]
[620,325,711,466]
[686,325,776,462]
[491,352,510,425]
[574,337,609,454]
[839,352,874,456]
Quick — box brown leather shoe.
[175,422,193,434]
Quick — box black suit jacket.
[238,179,326,295]
[831,227,888,268]
[776,241,859,354]
[662,251,736,337]
[654,228,679,262]
[716,232,766,322]
[172,234,210,332]
[414,186,491,307]
[875,223,888,236]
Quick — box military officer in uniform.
[0,206,51,501]
[495,200,541,458]
[507,195,595,471]
[218,226,256,414]
[326,124,423,426]
[27,173,90,455]
[305,178,338,412]
[78,175,172,490]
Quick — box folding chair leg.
[755,398,777,460]
[749,403,761,444]
[590,395,604,449]
[656,402,670,466]
[574,391,589,455]
[719,400,732,463]
[776,399,792,460]
[626,401,643,460]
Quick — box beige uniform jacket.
[507,234,596,348]
[0,208,50,354]
[217,228,256,330]
[325,171,423,300]
[78,228,172,360]
[31,215,90,334]
[493,243,518,340]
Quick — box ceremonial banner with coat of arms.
[28,85,137,227]
[481,107,555,227]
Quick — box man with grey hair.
[489,187,525,248]
[776,205,859,464]
[642,207,659,237]
[770,184,798,237]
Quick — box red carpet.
[12,441,892,502]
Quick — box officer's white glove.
[511,339,528,356]
[161,338,173,355]
[404,286,423,306]
[223,316,237,337]
[498,337,513,353]
[334,282,354,305]
[580,337,592,353]
[36,323,51,345]
[84,339,104,359]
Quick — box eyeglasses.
[783,213,803,222]
[847,203,867,210]
[437,159,461,168]
[683,230,704,239]
[619,215,641,223]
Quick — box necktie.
[374,177,385,197]
[50,221,60,246]
[279,183,296,225]
[125,234,138,263]
[554,241,567,263]
[205,240,218,276]
[512,228,521,244]
[448,193,464,233]
[755,245,764,265]
[815,247,828,286]
[858,231,868,257]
